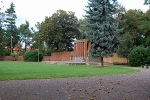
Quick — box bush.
[10,53,19,57]
[10,53,19,61]
[145,47,150,65]
[128,46,147,66]
[23,50,43,62]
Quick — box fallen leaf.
[92,94,96,97]
[78,88,82,91]
[72,88,76,91]
[80,96,83,99]
[65,91,67,93]
[56,90,59,92]
[65,82,68,84]
[90,98,94,100]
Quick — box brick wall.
[73,39,90,57]
[42,56,51,61]
[0,54,127,63]
[0,56,24,61]
[50,52,71,61]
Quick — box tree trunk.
[101,57,104,67]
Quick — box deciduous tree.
[138,9,150,46]
[35,10,79,52]
[118,9,143,46]
[18,20,33,52]
[117,33,134,63]
[77,19,87,39]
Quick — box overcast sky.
[3,0,149,28]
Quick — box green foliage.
[128,46,148,66]
[23,50,43,62]
[0,29,5,56]
[34,10,79,52]
[138,9,150,46]
[85,0,123,66]
[119,9,143,46]
[145,47,150,64]
[117,33,134,60]
[18,50,25,56]
[10,53,19,57]
[10,53,19,61]
[77,19,87,39]
[18,20,33,52]
[4,2,19,53]
[0,47,11,56]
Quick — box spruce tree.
[85,0,122,67]
[4,2,18,54]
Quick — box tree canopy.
[117,32,134,63]
[18,20,33,52]
[138,9,150,46]
[34,10,79,53]
[77,19,87,39]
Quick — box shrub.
[23,50,43,62]
[128,46,147,66]
[145,47,150,65]
[10,53,19,61]
[10,53,19,57]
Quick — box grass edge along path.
[0,62,140,81]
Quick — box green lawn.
[0,61,139,81]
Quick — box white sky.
[2,0,149,28]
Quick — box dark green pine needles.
[84,0,123,66]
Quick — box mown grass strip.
[0,61,139,81]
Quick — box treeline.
[0,2,150,66]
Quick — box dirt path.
[0,68,150,100]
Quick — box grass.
[0,61,139,81]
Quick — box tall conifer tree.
[4,2,18,53]
[85,0,122,67]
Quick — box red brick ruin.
[49,39,91,62]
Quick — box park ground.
[0,66,150,100]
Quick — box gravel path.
[0,68,150,100]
